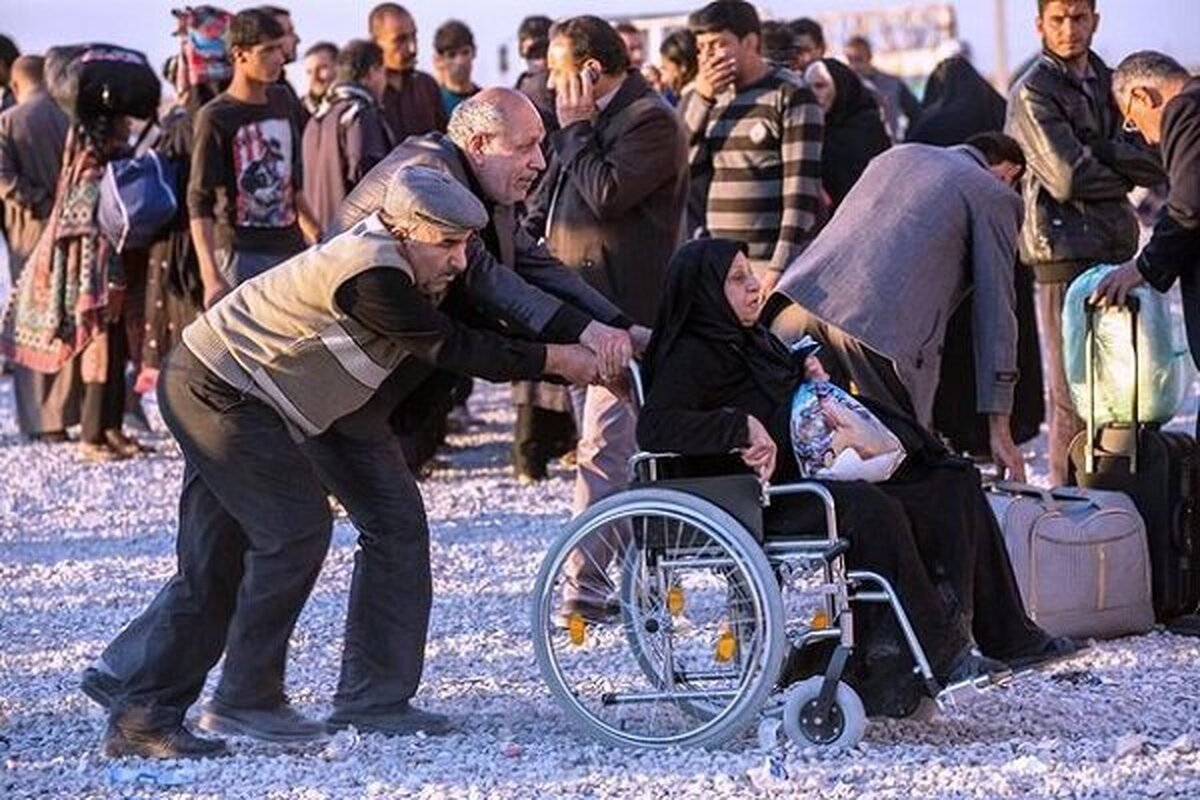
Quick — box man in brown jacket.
[369,3,447,141]
[526,16,688,617]
[0,55,79,440]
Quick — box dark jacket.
[0,91,70,269]
[1006,51,1165,282]
[526,71,688,326]
[334,131,627,340]
[381,69,447,143]
[1137,78,1200,370]
[302,83,393,232]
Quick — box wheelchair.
[531,364,1005,750]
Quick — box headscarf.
[642,238,797,401]
[807,58,891,208]
[907,56,1006,146]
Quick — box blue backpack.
[98,150,179,252]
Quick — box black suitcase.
[1067,299,1200,621]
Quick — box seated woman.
[636,239,1073,716]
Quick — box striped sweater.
[682,68,824,273]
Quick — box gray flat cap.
[382,164,489,235]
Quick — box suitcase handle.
[986,479,1100,510]
[1084,296,1140,474]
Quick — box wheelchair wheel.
[532,488,786,750]
[781,677,867,749]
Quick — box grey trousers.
[11,360,81,436]
[1035,281,1085,486]
[564,384,637,603]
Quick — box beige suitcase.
[986,481,1154,639]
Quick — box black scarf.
[817,59,891,207]
[642,238,797,403]
[907,56,1006,146]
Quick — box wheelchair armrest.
[764,481,840,545]
[627,450,683,482]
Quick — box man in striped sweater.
[683,0,824,294]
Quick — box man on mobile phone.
[524,15,687,621]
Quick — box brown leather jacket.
[1006,51,1164,282]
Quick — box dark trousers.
[81,319,128,444]
[105,346,433,728]
[108,346,334,730]
[513,405,576,479]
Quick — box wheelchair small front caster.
[781,677,866,749]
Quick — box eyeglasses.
[1122,91,1141,134]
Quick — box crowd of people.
[0,0,1196,761]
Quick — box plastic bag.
[1063,264,1193,425]
[790,381,906,482]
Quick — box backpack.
[45,44,160,122]
[98,151,179,252]
[173,6,233,87]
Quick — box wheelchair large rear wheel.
[532,488,786,749]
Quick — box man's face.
[619,30,645,68]
[304,50,335,97]
[793,34,824,70]
[403,230,471,296]
[988,160,1024,189]
[275,13,299,64]
[468,102,547,205]
[546,37,593,97]
[844,43,871,74]
[375,11,418,72]
[236,37,287,84]
[1037,1,1099,63]
[696,30,745,74]
[1119,86,1168,144]
[435,46,475,87]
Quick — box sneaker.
[326,702,455,737]
[102,721,228,759]
[197,700,327,743]
[81,666,122,710]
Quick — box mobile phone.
[582,64,601,84]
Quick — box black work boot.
[102,721,228,759]
[81,666,122,711]
[326,702,455,737]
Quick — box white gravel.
[2,375,1199,799]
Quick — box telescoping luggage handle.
[1085,296,1141,475]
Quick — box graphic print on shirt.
[233,118,295,228]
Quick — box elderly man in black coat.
[1095,51,1200,376]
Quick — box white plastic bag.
[790,380,906,482]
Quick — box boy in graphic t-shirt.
[189,8,320,306]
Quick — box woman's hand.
[804,355,830,382]
[741,414,777,481]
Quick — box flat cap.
[382,164,489,236]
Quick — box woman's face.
[805,63,837,112]
[723,253,762,326]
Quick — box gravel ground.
[2,375,1199,799]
